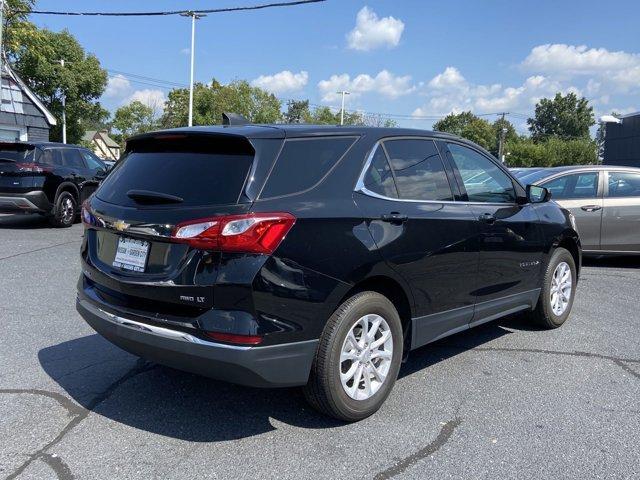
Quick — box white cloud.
[181,47,191,55]
[318,70,415,102]
[522,43,640,93]
[105,74,132,98]
[413,66,579,118]
[428,67,467,90]
[125,89,167,110]
[523,44,639,75]
[346,6,404,51]
[251,70,309,94]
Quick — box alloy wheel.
[339,314,393,401]
[61,197,74,224]
[550,261,572,316]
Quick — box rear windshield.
[0,146,35,163]
[96,142,253,207]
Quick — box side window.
[608,172,640,198]
[39,149,62,167]
[383,139,453,201]
[446,143,515,203]
[60,148,86,169]
[260,137,356,198]
[361,145,398,198]
[81,150,105,171]
[542,172,599,199]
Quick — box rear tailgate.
[0,144,37,192]
[82,132,279,315]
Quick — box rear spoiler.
[0,141,36,150]
[222,112,250,126]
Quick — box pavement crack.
[0,240,80,262]
[436,344,640,365]
[613,359,640,380]
[0,389,83,418]
[4,359,154,480]
[373,418,462,480]
[40,453,75,480]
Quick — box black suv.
[0,142,109,227]
[76,126,581,421]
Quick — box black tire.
[303,291,403,422]
[529,247,576,329]
[48,191,76,228]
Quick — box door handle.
[381,212,408,224]
[580,205,602,212]
[478,213,496,224]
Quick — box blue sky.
[32,0,640,131]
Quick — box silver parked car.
[513,165,640,255]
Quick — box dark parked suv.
[0,142,108,227]
[76,125,581,421]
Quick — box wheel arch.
[556,232,581,278]
[55,182,80,204]
[337,275,413,354]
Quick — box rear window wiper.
[126,189,184,204]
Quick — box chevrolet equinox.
[77,125,581,421]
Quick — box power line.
[19,0,325,17]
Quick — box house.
[0,62,56,142]
[603,112,640,167]
[82,130,121,160]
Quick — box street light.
[337,91,350,125]
[180,11,206,127]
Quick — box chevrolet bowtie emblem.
[113,220,130,232]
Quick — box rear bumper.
[76,295,318,388]
[0,190,51,214]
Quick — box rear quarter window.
[260,137,356,199]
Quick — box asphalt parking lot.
[0,213,638,480]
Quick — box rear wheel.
[49,192,76,228]
[529,247,576,328]
[303,291,403,421]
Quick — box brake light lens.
[172,212,296,254]
[204,331,264,345]
[17,162,50,173]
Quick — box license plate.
[113,237,149,272]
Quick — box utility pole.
[56,59,67,143]
[0,0,5,97]
[181,11,205,127]
[497,112,508,165]
[337,91,350,125]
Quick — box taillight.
[17,163,50,173]
[172,212,296,254]
[81,201,98,227]
[204,331,263,345]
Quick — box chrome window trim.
[354,137,519,207]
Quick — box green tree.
[527,93,595,141]
[11,28,108,143]
[3,0,41,59]
[112,101,159,145]
[506,137,597,167]
[284,99,312,124]
[433,111,495,151]
[161,79,282,127]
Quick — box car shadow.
[582,255,640,269]
[39,315,526,442]
[0,213,50,229]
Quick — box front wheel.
[48,192,76,228]
[529,247,577,329]
[303,291,403,422]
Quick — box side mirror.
[527,184,552,203]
